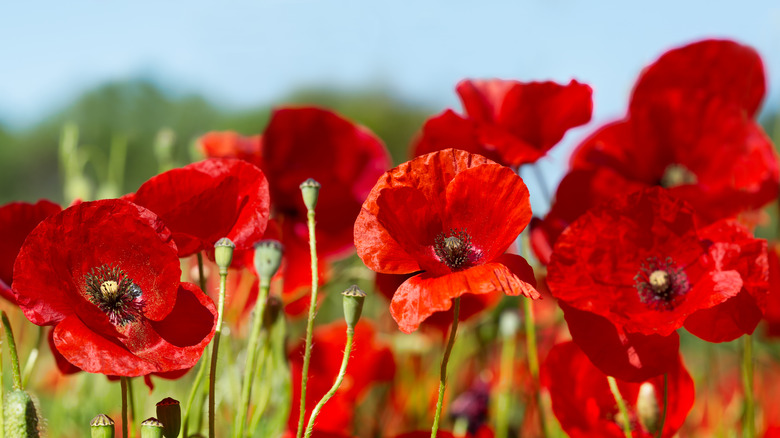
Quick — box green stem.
[743,334,755,438]
[121,377,129,438]
[495,323,516,438]
[21,326,44,389]
[607,376,632,438]
[181,357,209,438]
[209,267,229,438]
[197,252,207,294]
[522,298,548,438]
[248,333,273,432]
[431,297,461,438]
[127,377,136,438]
[234,282,270,438]
[656,374,667,438]
[296,209,320,438]
[303,327,354,438]
[1,312,22,390]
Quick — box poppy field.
[2,38,780,438]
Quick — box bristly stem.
[127,377,136,438]
[234,281,270,438]
[656,373,668,438]
[209,265,229,438]
[121,377,129,438]
[296,208,320,438]
[181,356,209,437]
[1,312,22,390]
[431,297,461,438]
[522,298,548,437]
[743,334,755,438]
[21,326,44,388]
[197,252,207,293]
[304,326,355,438]
[607,376,633,438]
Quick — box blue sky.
[2,1,779,211]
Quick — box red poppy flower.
[354,148,539,333]
[542,341,694,438]
[12,199,217,376]
[547,187,768,381]
[288,320,395,435]
[532,39,778,264]
[763,245,780,337]
[125,157,270,258]
[200,107,391,312]
[413,79,592,166]
[0,199,61,303]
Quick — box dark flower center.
[434,228,479,270]
[660,163,697,188]
[85,265,145,326]
[633,257,690,311]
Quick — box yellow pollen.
[100,281,119,298]
[648,270,669,292]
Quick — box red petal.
[198,131,263,166]
[0,199,61,303]
[630,39,765,118]
[412,110,500,161]
[355,149,493,274]
[391,262,539,333]
[14,199,180,325]
[561,303,680,382]
[130,158,270,256]
[444,164,531,262]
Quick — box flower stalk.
[1,312,22,390]
[607,376,632,438]
[209,238,234,438]
[743,334,755,438]
[496,311,520,438]
[431,297,461,438]
[296,178,322,438]
[656,374,668,438]
[120,377,129,438]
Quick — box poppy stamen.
[634,256,690,311]
[660,163,697,188]
[434,229,480,271]
[85,265,145,326]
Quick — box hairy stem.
[431,297,461,438]
[304,326,354,438]
[296,208,320,438]
[208,267,229,438]
[1,312,21,390]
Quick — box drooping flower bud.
[262,295,284,330]
[140,417,164,438]
[254,240,283,288]
[90,414,115,438]
[342,285,367,329]
[155,397,181,438]
[4,389,41,437]
[636,382,661,434]
[299,178,321,210]
[214,237,236,273]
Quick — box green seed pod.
[140,417,164,438]
[5,389,40,437]
[155,397,181,438]
[299,178,321,210]
[342,285,366,329]
[499,310,521,338]
[90,414,115,438]
[214,238,236,273]
[636,382,660,435]
[254,240,284,288]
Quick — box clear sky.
[2,0,779,211]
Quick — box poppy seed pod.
[299,178,321,210]
[254,240,283,288]
[90,414,115,438]
[140,417,164,438]
[342,285,367,329]
[155,397,181,438]
[5,389,41,437]
[214,237,235,273]
[636,382,660,435]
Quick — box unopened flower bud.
[262,295,283,329]
[155,397,181,438]
[90,414,115,438]
[140,417,164,438]
[254,240,284,287]
[299,178,321,210]
[636,382,660,435]
[214,238,236,273]
[342,285,366,329]
[5,389,41,437]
